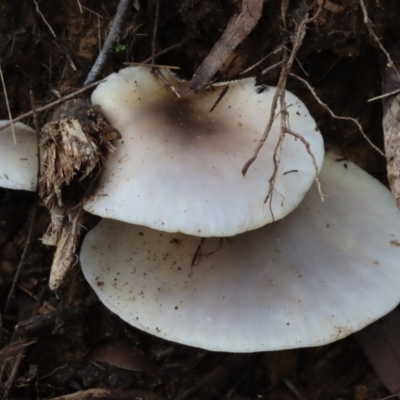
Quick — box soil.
[0,0,400,399]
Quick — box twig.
[32,0,56,38]
[140,40,187,64]
[76,0,83,13]
[261,59,286,75]
[359,0,400,79]
[0,60,16,144]
[3,91,41,314]
[289,72,385,156]
[240,45,283,75]
[0,80,103,132]
[81,5,103,19]
[368,87,400,102]
[283,378,307,400]
[49,388,165,400]
[154,69,181,98]
[30,93,41,161]
[123,62,180,70]
[1,351,24,400]
[38,364,68,380]
[84,0,131,85]
[151,0,160,64]
[281,0,290,26]
[0,341,34,365]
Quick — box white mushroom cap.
[80,153,400,352]
[85,66,324,236]
[0,121,37,191]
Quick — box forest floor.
[0,0,400,399]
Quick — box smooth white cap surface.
[0,121,37,191]
[80,153,400,352]
[85,67,324,236]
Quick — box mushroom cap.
[85,66,324,236]
[80,153,400,352]
[0,121,37,191]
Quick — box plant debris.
[190,0,263,90]
[1,0,400,398]
[39,98,120,289]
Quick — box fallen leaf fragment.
[355,308,400,394]
[91,339,159,376]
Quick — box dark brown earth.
[1,0,400,399]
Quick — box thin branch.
[76,0,83,13]
[240,45,283,75]
[81,5,103,19]
[155,69,181,98]
[1,351,24,400]
[283,378,307,400]
[0,80,103,132]
[261,60,286,75]
[0,60,16,144]
[84,0,131,85]
[368,87,400,102]
[140,40,187,64]
[151,0,160,64]
[359,0,400,79]
[32,0,56,38]
[124,62,180,70]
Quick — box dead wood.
[189,0,263,91]
[380,43,400,210]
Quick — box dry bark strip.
[380,43,400,209]
[189,0,263,91]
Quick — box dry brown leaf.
[355,308,400,394]
[91,340,159,377]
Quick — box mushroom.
[84,66,324,237]
[0,121,37,192]
[80,152,400,352]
